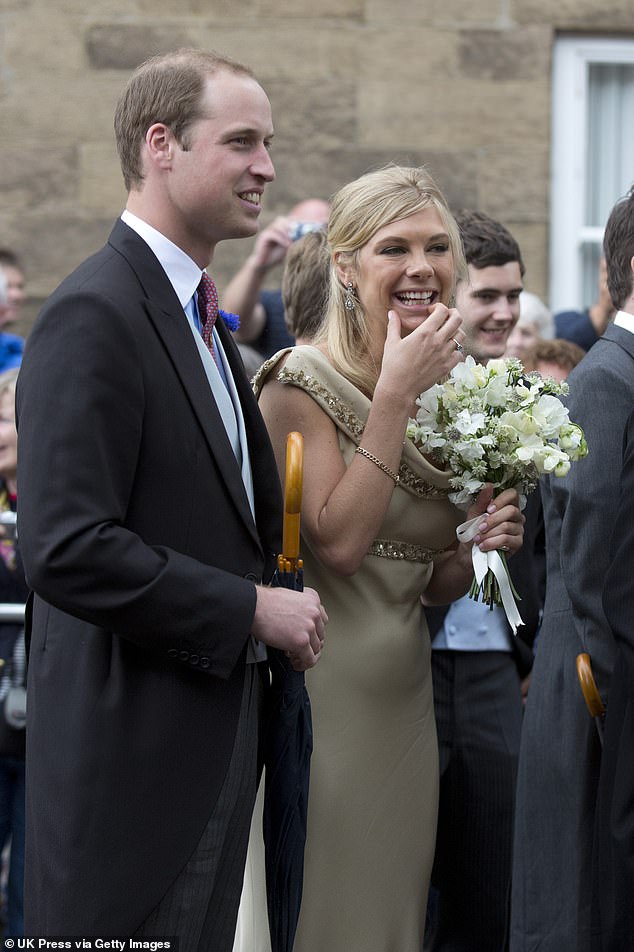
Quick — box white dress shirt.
[432,594,513,652]
[612,309,634,335]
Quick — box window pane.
[586,63,634,228]
[581,242,602,313]
[550,39,634,314]
[581,63,634,309]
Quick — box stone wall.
[1,0,633,334]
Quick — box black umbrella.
[263,431,313,952]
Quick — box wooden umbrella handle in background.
[576,652,606,718]
[282,431,304,567]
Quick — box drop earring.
[344,282,356,310]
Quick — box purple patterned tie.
[197,271,219,364]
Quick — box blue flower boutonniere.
[219,309,240,332]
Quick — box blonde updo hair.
[315,164,466,397]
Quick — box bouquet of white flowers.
[407,356,588,630]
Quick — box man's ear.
[145,123,175,171]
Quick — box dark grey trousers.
[429,650,523,952]
[134,664,262,952]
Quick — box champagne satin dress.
[252,346,461,952]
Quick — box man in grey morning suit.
[16,49,327,950]
[594,402,634,952]
[510,186,634,952]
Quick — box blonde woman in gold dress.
[254,165,524,952]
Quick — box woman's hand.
[377,304,465,409]
[466,484,525,556]
[422,484,525,606]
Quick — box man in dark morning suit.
[510,186,634,952]
[593,407,634,952]
[15,49,327,950]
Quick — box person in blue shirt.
[0,252,26,372]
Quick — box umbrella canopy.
[263,431,313,952]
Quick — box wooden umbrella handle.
[282,431,304,564]
[576,652,606,718]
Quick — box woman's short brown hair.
[282,230,329,342]
[522,338,585,375]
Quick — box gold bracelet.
[355,446,400,486]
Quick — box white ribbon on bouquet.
[456,515,524,635]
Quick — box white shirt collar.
[612,310,634,335]
[120,209,203,308]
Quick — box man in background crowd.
[554,255,614,351]
[223,197,330,357]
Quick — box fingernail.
[479,522,488,533]
[487,504,496,514]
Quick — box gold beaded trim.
[396,464,450,499]
[367,539,444,563]
[278,368,366,439]
[273,367,451,499]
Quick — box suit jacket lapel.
[107,221,263,552]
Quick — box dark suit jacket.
[16,220,283,934]
[592,407,634,951]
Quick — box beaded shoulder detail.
[367,539,446,564]
[277,367,366,441]
[277,366,450,500]
[396,462,450,499]
[255,347,452,500]
[252,351,289,396]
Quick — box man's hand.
[252,584,327,671]
[221,216,297,342]
[249,216,295,272]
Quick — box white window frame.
[550,36,634,313]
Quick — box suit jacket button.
[189,654,199,665]
[244,572,259,582]
[167,649,178,659]
[179,650,190,662]
[200,656,210,669]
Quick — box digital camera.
[288,221,325,242]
